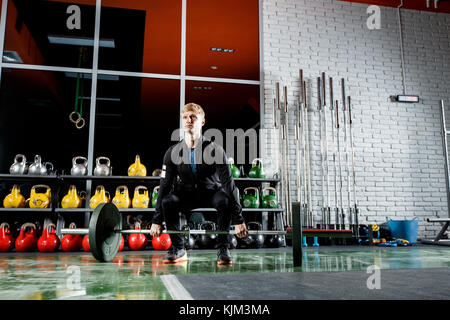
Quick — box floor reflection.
[0,247,449,300]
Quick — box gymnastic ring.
[75,117,85,129]
[69,111,81,124]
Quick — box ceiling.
[341,0,450,13]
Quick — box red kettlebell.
[118,235,124,252]
[61,223,83,252]
[152,233,172,251]
[128,222,148,251]
[0,222,15,252]
[82,234,90,252]
[37,223,60,252]
[15,223,37,252]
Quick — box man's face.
[182,111,205,135]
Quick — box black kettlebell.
[266,234,284,248]
[181,224,196,250]
[247,222,265,249]
[228,226,238,249]
[197,221,217,249]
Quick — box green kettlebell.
[151,186,159,208]
[261,187,278,209]
[243,187,260,208]
[228,158,240,178]
[248,158,266,179]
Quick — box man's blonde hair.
[181,103,205,118]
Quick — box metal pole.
[284,86,292,227]
[322,72,330,229]
[336,100,344,230]
[342,78,351,231]
[330,78,339,230]
[296,83,303,208]
[300,70,308,227]
[440,100,450,219]
[276,83,287,228]
[348,96,360,237]
[318,77,326,229]
[304,81,313,228]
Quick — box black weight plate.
[89,203,122,262]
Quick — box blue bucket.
[387,219,419,244]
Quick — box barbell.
[61,203,289,262]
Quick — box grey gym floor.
[0,244,449,300]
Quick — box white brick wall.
[260,0,450,239]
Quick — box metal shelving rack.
[422,100,450,246]
[1,173,285,238]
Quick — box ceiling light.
[210,47,235,53]
[2,51,23,63]
[48,35,115,48]
[193,86,212,90]
[64,72,119,81]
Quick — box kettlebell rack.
[0,173,286,241]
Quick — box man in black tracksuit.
[150,103,248,265]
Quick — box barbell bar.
[63,203,295,263]
[61,228,288,236]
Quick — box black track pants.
[161,188,232,249]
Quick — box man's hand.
[150,223,162,237]
[234,223,248,238]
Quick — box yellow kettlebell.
[89,185,109,209]
[112,186,131,209]
[132,186,149,208]
[29,185,51,208]
[61,185,82,209]
[128,155,147,177]
[3,184,26,208]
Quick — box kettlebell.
[197,221,217,249]
[37,223,60,252]
[128,155,147,177]
[29,185,51,208]
[242,187,260,208]
[82,234,90,252]
[28,155,53,175]
[247,222,265,248]
[152,233,172,251]
[61,223,83,252]
[112,186,131,209]
[151,186,160,208]
[132,186,149,208]
[228,157,240,178]
[61,185,82,209]
[248,158,266,179]
[128,222,148,251]
[3,184,26,208]
[118,235,125,252]
[266,235,284,248]
[261,187,278,209]
[181,225,196,250]
[228,226,238,249]
[93,156,112,176]
[9,154,28,174]
[0,223,15,252]
[89,185,109,209]
[15,223,37,252]
[70,156,88,176]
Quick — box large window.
[0,0,261,174]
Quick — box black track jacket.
[151,137,244,225]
